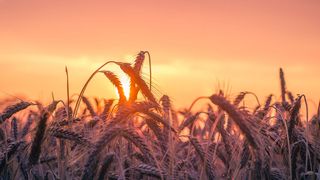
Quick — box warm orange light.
[115,75,131,100]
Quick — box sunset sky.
[0,0,320,111]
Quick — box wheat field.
[0,51,319,180]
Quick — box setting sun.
[1,0,320,179]
[117,75,131,100]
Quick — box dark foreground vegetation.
[0,52,319,180]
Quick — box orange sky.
[0,0,320,112]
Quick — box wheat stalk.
[136,163,162,178]
[0,140,24,173]
[0,101,32,124]
[29,111,49,165]
[119,62,157,104]
[189,137,215,179]
[102,71,126,103]
[81,96,97,116]
[279,68,287,104]
[49,126,92,146]
[97,153,115,180]
[209,94,259,149]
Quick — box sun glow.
[117,75,131,100]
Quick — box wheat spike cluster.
[0,51,320,180]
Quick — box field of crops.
[0,52,319,180]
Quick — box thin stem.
[301,94,311,171]
[271,105,292,180]
[73,61,117,118]
[65,66,70,122]
[188,96,209,112]
[145,51,152,91]
[244,91,261,107]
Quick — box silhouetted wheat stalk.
[0,52,319,180]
